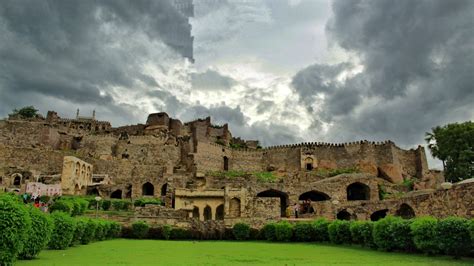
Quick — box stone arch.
[370,209,388,221]
[299,190,330,201]
[13,176,21,186]
[347,182,370,200]
[111,189,122,199]
[204,205,212,221]
[257,189,289,217]
[87,187,100,196]
[75,162,80,175]
[336,209,354,220]
[192,206,199,219]
[304,157,314,171]
[216,204,224,220]
[229,197,241,217]
[395,203,415,219]
[81,164,86,178]
[161,183,168,196]
[142,182,154,196]
[223,156,229,171]
[74,184,81,195]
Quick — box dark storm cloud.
[191,70,237,91]
[292,0,474,147]
[0,0,189,125]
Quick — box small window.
[306,163,313,171]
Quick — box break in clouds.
[1,0,473,167]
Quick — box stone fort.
[0,110,472,227]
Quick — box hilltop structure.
[0,110,471,227]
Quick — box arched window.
[257,189,289,217]
[204,205,212,221]
[299,190,330,201]
[229,198,241,217]
[370,209,388,221]
[111,189,122,199]
[192,206,199,219]
[13,175,21,186]
[347,182,370,200]
[336,210,353,220]
[305,157,313,171]
[75,162,80,175]
[216,204,224,220]
[395,204,415,219]
[142,182,154,196]
[223,156,229,171]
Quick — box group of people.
[21,193,51,212]
[286,199,314,218]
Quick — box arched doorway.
[229,198,241,217]
[111,189,122,199]
[395,203,415,219]
[192,206,199,219]
[304,157,313,171]
[204,205,212,221]
[13,176,21,186]
[223,156,229,171]
[370,209,388,221]
[299,190,330,201]
[125,184,132,199]
[347,182,370,200]
[216,204,224,220]
[74,184,81,195]
[161,183,168,196]
[142,182,154,196]
[336,209,353,220]
[87,187,99,196]
[257,189,289,217]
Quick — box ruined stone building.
[0,110,472,227]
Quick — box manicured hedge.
[81,218,97,244]
[132,221,150,239]
[233,223,250,240]
[0,194,32,265]
[328,220,351,244]
[262,223,277,241]
[436,217,471,258]
[275,221,293,242]
[19,206,54,259]
[349,221,374,247]
[72,218,87,246]
[49,211,76,250]
[312,219,330,242]
[410,217,439,254]
[162,225,172,240]
[294,223,313,242]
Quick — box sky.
[1,0,473,169]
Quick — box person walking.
[293,203,299,219]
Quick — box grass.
[17,239,474,266]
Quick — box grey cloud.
[191,69,237,91]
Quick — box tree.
[425,121,474,182]
[10,106,38,118]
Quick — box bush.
[312,219,330,242]
[122,201,131,211]
[436,217,471,258]
[249,228,261,240]
[162,225,172,240]
[349,221,374,248]
[262,223,277,241]
[233,223,251,240]
[50,200,73,215]
[108,222,122,238]
[275,221,293,242]
[170,228,190,240]
[410,217,439,254]
[111,200,123,211]
[71,218,87,246]
[373,216,413,251]
[133,198,162,207]
[81,218,97,244]
[294,223,313,242]
[132,221,149,239]
[19,206,54,259]
[102,200,111,211]
[328,220,351,244]
[94,220,107,241]
[49,211,76,250]
[0,195,32,265]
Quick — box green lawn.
[17,239,474,266]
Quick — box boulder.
[378,163,403,184]
[357,160,378,176]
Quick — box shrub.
[19,206,54,259]
[410,217,439,254]
[50,200,73,215]
[294,223,313,242]
[132,221,149,239]
[390,218,414,251]
[102,200,111,211]
[112,200,124,211]
[373,216,414,251]
[120,226,133,239]
[0,195,32,265]
[262,223,277,241]
[81,218,97,244]
[436,217,471,258]
[71,218,87,246]
[49,211,76,250]
[108,222,122,238]
[162,225,172,240]
[133,198,162,207]
[249,228,261,240]
[349,221,374,248]
[275,221,293,242]
[94,220,107,241]
[122,201,131,210]
[312,219,330,242]
[328,220,351,244]
[233,223,251,240]
[170,228,190,240]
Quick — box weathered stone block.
[378,163,403,184]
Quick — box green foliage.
[378,184,387,200]
[328,220,351,244]
[402,178,415,191]
[262,223,277,241]
[132,221,149,239]
[373,216,413,252]
[50,197,88,216]
[0,194,32,265]
[162,225,172,240]
[108,222,122,238]
[215,139,225,146]
[133,198,162,207]
[230,143,247,149]
[94,220,107,241]
[81,218,97,245]
[206,170,248,179]
[349,221,374,248]
[410,217,439,254]
[232,223,251,240]
[275,221,293,242]
[19,206,54,259]
[425,121,474,182]
[71,218,87,246]
[254,172,278,183]
[102,200,111,211]
[311,219,330,242]
[435,217,471,258]
[50,200,74,215]
[10,106,39,118]
[170,228,190,240]
[294,223,313,242]
[316,167,359,177]
[49,211,76,250]
[111,200,125,210]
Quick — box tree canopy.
[10,106,39,118]
[425,121,474,182]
